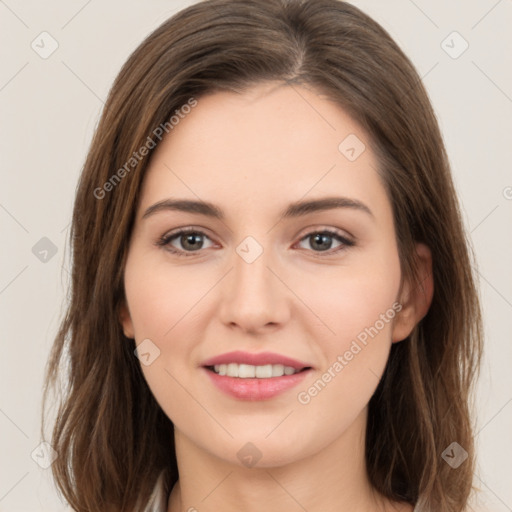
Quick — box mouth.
[200,350,314,400]
[204,363,312,378]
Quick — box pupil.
[183,233,202,250]
[312,233,331,251]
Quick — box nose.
[218,239,291,334]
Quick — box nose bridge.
[220,234,288,330]
[234,238,272,293]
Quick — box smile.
[208,363,307,378]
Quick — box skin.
[120,82,433,512]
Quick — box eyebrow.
[142,196,374,221]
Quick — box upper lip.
[201,351,313,370]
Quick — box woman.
[43,1,483,511]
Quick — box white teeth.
[227,363,238,377]
[272,364,284,377]
[238,364,255,378]
[212,363,300,378]
[255,364,272,378]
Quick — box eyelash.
[155,227,355,258]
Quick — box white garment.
[142,470,420,511]
[142,470,169,512]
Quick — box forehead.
[138,82,389,223]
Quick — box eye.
[156,228,215,257]
[295,229,355,255]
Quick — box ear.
[119,298,135,339]
[392,243,434,343]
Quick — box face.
[120,82,424,468]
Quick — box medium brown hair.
[43,0,483,510]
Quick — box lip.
[201,350,312,370]
[202,366,312,401]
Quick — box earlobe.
[391,243,434,343]
[119,299,135,339]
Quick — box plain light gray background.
[1,1,511,510]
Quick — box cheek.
[294,250,401,423]
[123,254,211,418]
[124,253,209,340]
[304,249,401,349]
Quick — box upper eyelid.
[162,225,353,239]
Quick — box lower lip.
[202,367,311,401]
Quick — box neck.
[167,408,409,512]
